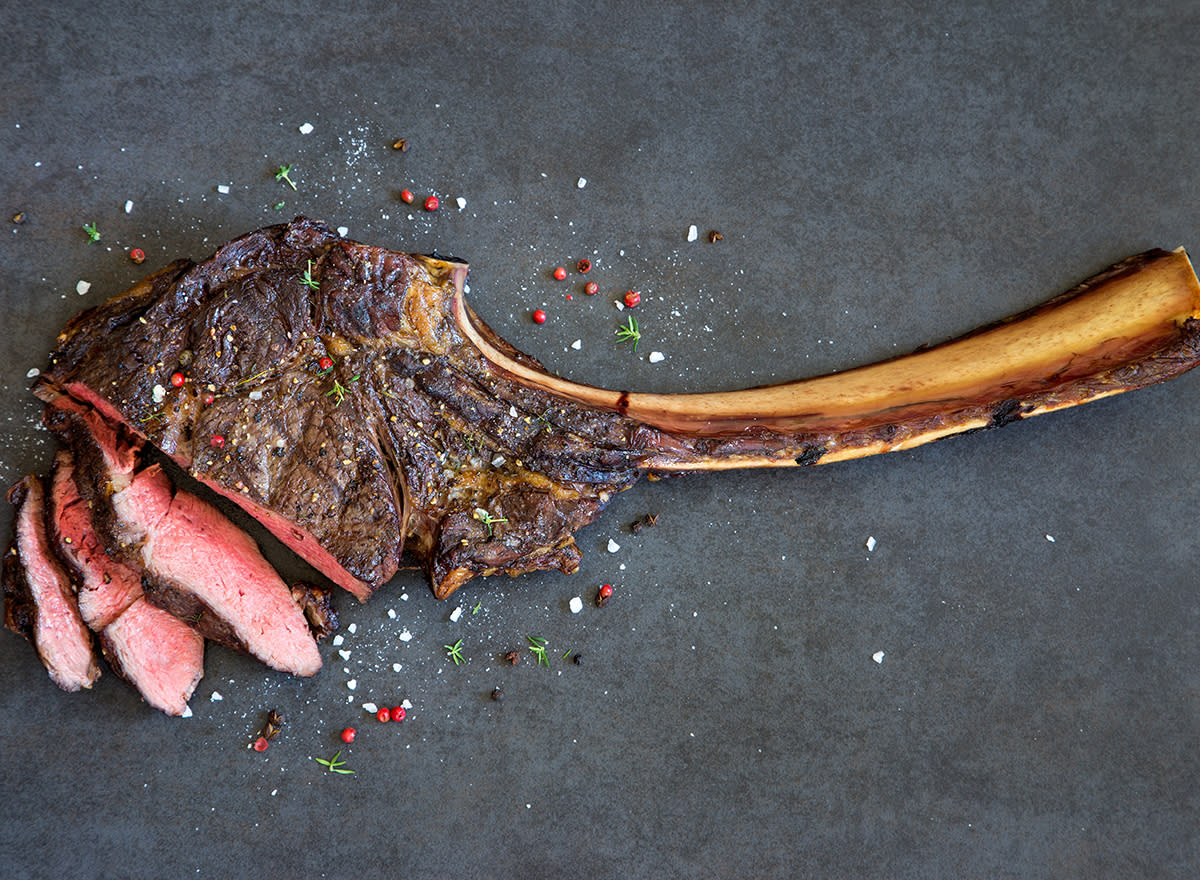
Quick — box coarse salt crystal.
[571,339,582,350]
[1045,534,1056,542]
[332,634,344,646]
[217,184,230,195]
[387,608,396,619]
[210,691,223,701]
[338,649,351,661]
[25,367,40,379]
[872,651,885,664]
[399,628,413,642]
[866,536,876,552]
[362,702,378,714]
[337,226,349,237]
[491,455,506,467]
[123,200,133,214]
[456,197,466,210]
[687,225,698,242]
[569,596,583,614]
[298,122,314,134]
[248,390,263,401]
[449,606,463,622]
[509,405,519,417]
[607,538,621,553]
[648,351,665,363]
[76,280,91,295]
[392,663,402,672]
[347,679,357,690]
[152,384,166,403]
[181,706,193,718]
[576,177,587,188]
[348,623,357,634]
[401,699,412,709]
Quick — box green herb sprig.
[444,638,465,665]
[275,164,297,190]
[83,222,100,243]
[301,259,319,290]
[473,508,507,537]
[315,750,354,774]
[615,315,641,351]
[325,374,360,406]
[527,635,549,667]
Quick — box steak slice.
[98,597,204,716]
[47,449,141,629]
[3,476,100,692]
[47,448,204,715]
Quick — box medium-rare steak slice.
[54,409,322,678]
[98,597,203,716]
[47,449,141,629]
[3,476,100,692]
[47,448,204,715]
[33,218,1200,603]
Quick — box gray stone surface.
[1,1,1197,877]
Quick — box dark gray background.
[2,2,1197,877]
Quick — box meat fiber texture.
[36,217,648,602]
[48,449,204,716]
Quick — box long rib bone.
[33,221,1200,599]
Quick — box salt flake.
[399,628,413,642]
[348,623,357,634]
[76,280,91,295]
[332,634,344,646]
[338,649,351,661]
[210,691,223,701]
[687,225,698,242]
[872,651,885,664]
[456,197,466,210]
[1045,534,1056,542]
[607,538,621,553]
[387,608,396,619]
[25,367,40,379]
[569,596,583,614]
[402,699,412,709]
[337,226,349,237]
[648,351,665,363]
[217,184,230,195]
[576,177,587,188]
[152,384,166,403]
[449,605,463,622]
[123,200,133,214]
[571,339,582,350]
[298,122,314,135]
[866,536,876,552]
[362,702,378,714]
[346,679,357,691]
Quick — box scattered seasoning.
[301,259,320,290]
[314,751,355,775]
[527,635,549,667]
[275,164,297,190]
[576,259,591,274]
[585,281,599,295]
[400,189,414,204]
[273,201,286,211]
[615,316,641,351]
[532,309,547,324]
[341,727,357,743]
[202,392,215,406]
[444,638,465,665]
[630,512,659,534]
[392,138,409,151]
[259,709,284,743]
[82,222,100,243]
[472,600,482,615]
[169,372,185,388]
[210,434,225,448]
[424,195,439,212]
[389,706,406,722]
[318,356,333,371]
[253,737,270,752]
[572,653,583,666]
[12,211,25,224]
[376,708,391,723]
[504,650,521,665]
[708,230,724,243]
[553,266,567,281]
[597,583,613,607]
[623,290,641,308]
[490,687,504,701]
[129,248,146,264]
